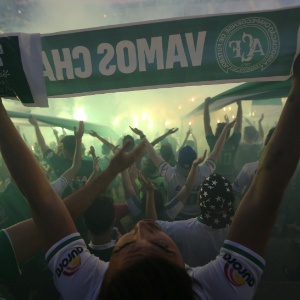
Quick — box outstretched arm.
[175,150,207,205]
[0,100,145,251]
[137,171,158,220]
[258,113,264,142]
[58,121,83,184]
[29,115,50,154]
[151,128,179,147]
[89,130,116,150]
[233,101,242,133]
[130,126,165,168]
[227,55,300,257]
[204,97,213,136]
[208,120,236,163]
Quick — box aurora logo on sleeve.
[55,247,83,277]
[223,253,255,287]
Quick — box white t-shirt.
[232,161,258,198]
[50,176,69,197]
[158,160,216,218]
[46,234,264,300]
[156,218,229,267]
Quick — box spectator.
[84,195,120,262]
[1,54,300,300]
[204,98,242,182]
[132,121,235,219]
[151,173,235,267]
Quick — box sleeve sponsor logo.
[55,246,83,278]
[223,253,255,287]
[215,17,280,74]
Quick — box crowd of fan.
[1,56,300,299]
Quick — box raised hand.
[192,150,207,166]
[109,140,145,175]
[74,121,84,140]
[137,170,155,192]
[93,156,100,174]
[129,126,144,137]
[224,114,229,124]
[89,130,98,138]
[258,113,264,123]
[89,146,96,159]
[167,128,178,135]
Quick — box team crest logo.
[215,17,280,73]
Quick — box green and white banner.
[1,5,300,107]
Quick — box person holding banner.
[0,54,300,300]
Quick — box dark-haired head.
[83,195,115,235]
[99,255,195,300]
[123,135,135,152]
[215,122,230,139]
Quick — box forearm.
[96,135,115,150]
[145,137,164,167]
[208,125,230,162]
[234,103,243,133]
[151,132,168,146]
[258,121,264,142]
[145,191,158,220]
[33,123,48,153]
[204,104,212,135]
[62,138,82,182]
[0,104,76,249]
[64,166,118,220]
[121,170,137,198]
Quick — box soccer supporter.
[204,98,242,182]
[0,54,299,300]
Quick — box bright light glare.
[73,108,87,121]
[148,120,153,129]
[113,118,119,125]
[165,121,169,126]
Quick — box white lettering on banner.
[43,51,56,81]
[186,32,207,66]
[73,46,92,78]
[98,43,116,76]
[136,37,164,71]
[42,31,207,81]
[116,40,137,74]
[166,34,188,69]
[52,48,75,80]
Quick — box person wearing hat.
[152,173,235,267]
[131,120,235,220]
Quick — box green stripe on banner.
[1,5,300,106]
[7,110,119,139]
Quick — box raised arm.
[257,113,264,142]
[0,99,145,251]
[137,171,158,220]
[208,120,236,163]
[203,97,213,136]
[58,121,83,183]
[233,101,242,133]
[179,128,191,150]
[28,115,50,154]
[175,150,207,205]
[89,130,115,150]
[227,54,300,257]
[129,126,165,168]
[151,128,179,147]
